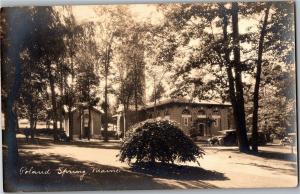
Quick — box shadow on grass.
[253,150,297,162]
[130,162,228,181]
[3,148,221,192]
[235,162,297,176]
[206,146,297,162]
[17,137,121,150]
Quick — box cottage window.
[83,110,89,127]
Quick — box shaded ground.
[130,162,228,181]
[3,135,298,191]
[3,151,221,191]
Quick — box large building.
[114,98,235,137]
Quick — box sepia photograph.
[1,1,298,192]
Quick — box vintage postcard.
[1,1,298,192]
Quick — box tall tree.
[95,6,143,139]
[123,27,146,116]
[158,2,295,152]
[114,24,147,129]
[1,6,67,188]
[252,2,295,150]
[230,2,250,151]
[159,3,250,151]
[18,58,48,142]
[24,7,66,140]
[1,7,28,188]
[251,3,271,152]
[150,82,165,103]
[75,22,100,140]
[95,6,126,141]
[62,7,84,140]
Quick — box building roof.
[142,98,231,110]
[114,98,231,114]
[64,105,104,114]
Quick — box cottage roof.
[64,105,104,114]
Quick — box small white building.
[64,106,103,139]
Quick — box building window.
[84,111,89,128]
[212,108,220,115]
[212,108,221,118]
[182,109,191,126]
[198,109,206,118]
[214,118,219,127]
[182,109,190,115]
[184,117,189,126]
[212,108,221,128]
[198,123,205,136]
[164,110,170,120]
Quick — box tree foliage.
[156,2,295,152]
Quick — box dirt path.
[193,146,298,188]
[8,137,297,191]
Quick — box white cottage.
[64,106,103,139]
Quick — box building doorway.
[198,123,205,136]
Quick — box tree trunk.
[104,69,108,142]
[6,98,19,189]
[88,107,91,141]
[47,63,58,141]
[59,63,64,131]
[14,108,19,130]
[4,110,8,131]
[231,2,249,152]
[221,4,248,152]
[153,76,157,118]
[134,83,138,121]
[252,4,271,152]
[68,46,75,141]
[3,110,9,145]
[103,37,113,142]
[6,50,22,190]
[79,108,82,140]
[124,104,129,134]
[133,60,139,122]
[29,114,35,142]
[59,108,63,131]
[68,107,73,141]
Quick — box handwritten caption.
[19,166,122,181]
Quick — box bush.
[119,119,205,164]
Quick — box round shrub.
[119,119,205,164]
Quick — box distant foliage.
[119,119,204,164]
